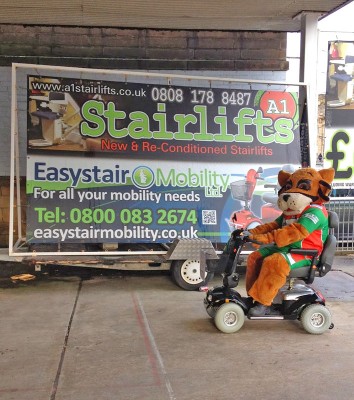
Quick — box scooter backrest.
[288,211,338,282]
[317,234,336,277]
[316,211,338,277]
[328,210,339,230]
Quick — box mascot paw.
[250,233,272,244]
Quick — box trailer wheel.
[171,259,214,291]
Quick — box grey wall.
[1,24,289,177]
[0,25,288,71]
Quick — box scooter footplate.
[248,315,284,320]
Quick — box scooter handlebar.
[241,230,265,246]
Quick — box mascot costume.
[246,167,335,316]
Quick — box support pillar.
[296,11,323,167]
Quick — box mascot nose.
[283,194,291,202]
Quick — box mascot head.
[277,167,335,216]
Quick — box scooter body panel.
[204,286,250,314]
[280,293,325,319]
[205,284,326,321]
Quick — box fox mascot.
[246,167,335,316]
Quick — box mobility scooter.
[203,211,338,335]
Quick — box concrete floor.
[1,256,354,400]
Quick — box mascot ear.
[318,167,335,202]
[278,170,292,187]
[319,168,335,184]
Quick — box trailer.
[9,63,308,289]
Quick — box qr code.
[202,210,217,225]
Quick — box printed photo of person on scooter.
[229,167,264,231]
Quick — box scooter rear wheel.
[300,304,332,335]
[214,302,245,333]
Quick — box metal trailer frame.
[9,63,310,267]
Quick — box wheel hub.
[181,260,202,284]
[310,313,325,328]
[224,311,238,327]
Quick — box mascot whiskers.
[246,167,335,316]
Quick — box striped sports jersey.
[275,204,329,254]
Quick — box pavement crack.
[49,278,83,400]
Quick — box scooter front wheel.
[300,304,332,335]
[214,302,245,333]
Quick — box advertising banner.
[324,41,354,190]
[26,75,301,245]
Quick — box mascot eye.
[297,180,311,191]
[284,181,292,190]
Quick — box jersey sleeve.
[297,207,327,233]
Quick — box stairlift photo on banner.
[26,75,302,245]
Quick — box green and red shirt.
[259,204,329,269]
[275,204,329,254]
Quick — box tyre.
[214,302,245,333]
[300,304,332,335]
[170,259,214,291]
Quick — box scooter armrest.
[289,249,319,257]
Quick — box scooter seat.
[288,266,312,279]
